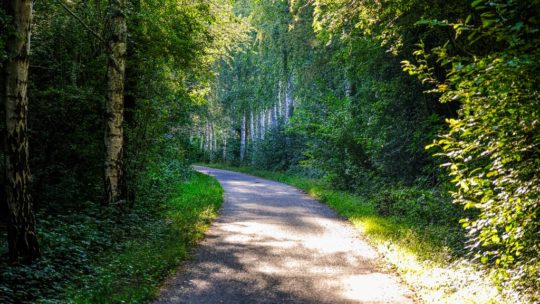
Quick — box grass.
[0,170,223,304]
[203,163,519,304]
[66,171,223,303]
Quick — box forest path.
[154,166,415,304]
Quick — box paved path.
[154,166,414,304]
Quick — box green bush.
[404,0,540,299]
[374,187,461,226]
[251,125,306,172]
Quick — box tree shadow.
[156,167,414,303]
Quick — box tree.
[240,112,246,161]
[104,0,127,205]
[2,0,40,262]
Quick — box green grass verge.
[66,171,223,303]
[203,164,518,304]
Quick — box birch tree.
[250,110,255,143]
[222,129,227,160]
[2,0,40,262]
[104,0,127,205]
[240,112,246,161]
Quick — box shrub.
[404,0,540,298]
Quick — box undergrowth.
[204,163,520,304]
[0,170,223,303]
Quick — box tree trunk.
[199,125,203,152]
[272,105,278,127]
[212,123,217,153]
[3,0,40,262]
[104,0,127,205]
[222,129,227,161]
[250,110,256,163]
[282,46,290,123]
[250,110,255,144]
[204,122,210,154]
[267,109,272,130]
[284,83,290,123]
[278,80,283,118]
[260,111,266,139]
[285,77,294,121]
[210,122,216,161]
[240,112,246,161]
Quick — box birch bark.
[250,110,255,143]
[261,111,266,139]
[240,113,246,161]
[222,130,227,161]
[3,0,40,262]
[212,123,217,153]
[278,80,283,118]
[104,0,127,205]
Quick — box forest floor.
[1,171,223,303]
[154,166,414,304]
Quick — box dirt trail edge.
[154,166,415,304]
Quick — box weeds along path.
[154,166,414,304]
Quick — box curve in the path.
[154,166,415,304]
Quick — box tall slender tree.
[240,112,246,161]
[2,0,40,262]
[104,0,127,205]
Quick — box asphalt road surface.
[153,166,414,304]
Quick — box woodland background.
[1,0,539,303]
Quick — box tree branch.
[53,0,107,46]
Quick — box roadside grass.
[66,171,223,303]
[0,170,223,304]
[203,164,517,304]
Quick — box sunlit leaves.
[409,0,540,299]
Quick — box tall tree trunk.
[204,122,210,154]
[261,111,265,139]
[267,109,272,130]
[222,129,227,161]
[250,110,256,164]
[272,105,278,127]
[286,78,294,120]
[278,80,283,118]
[208,122,212,153]
[250,110,255,144]
[282,46,290,123]
[210,122,216,161]
[240,112,246,161]
[212,123,217,153]
[3,0,40,262]
[104,0,127,205]
[199,125,203,152]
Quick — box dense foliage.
[1,0,239,302]
[1,0,538,302]
[198,0,540,301]
[405,0,540,297]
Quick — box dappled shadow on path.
[154,167,413,304]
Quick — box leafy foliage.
[201,0,539,301]
[1,0,236,302]
[2,0,539,302]
[403,0,540,299]
[0,170,222,304]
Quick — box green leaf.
[471,0,484,8]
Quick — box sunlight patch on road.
[340,273,413,303]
